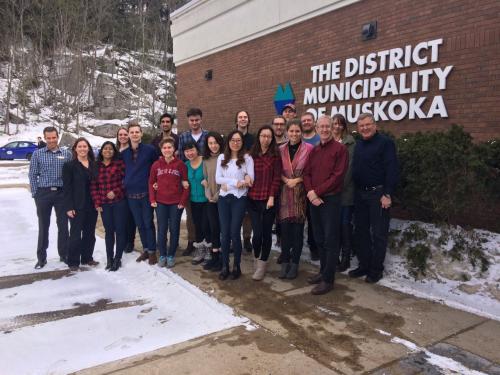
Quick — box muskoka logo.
[274,83,295,114]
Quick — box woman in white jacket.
[216,130,254,280]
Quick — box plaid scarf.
[278,141,313,223]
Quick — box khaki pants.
[185,200,196,242]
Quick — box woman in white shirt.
[216,130,254,280]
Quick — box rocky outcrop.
[92,123,120,138]
[93,74,129,120]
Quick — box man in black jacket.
[349,113,399,284]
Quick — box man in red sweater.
[304,115,348,295]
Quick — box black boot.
[105,257,113,270]
[230,264,241,280]
[110,258,121,272]
[219,265,230,280]
[182,241,194,256]
[210,253,223,272]
[204,252,219,270]
[123,243,134,253]
[337,223,352,273]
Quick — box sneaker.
[158,256,167,268]
[166,256,175,268]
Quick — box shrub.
[395,125,500,231]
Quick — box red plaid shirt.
[248,153,282,200]
[90,160,126,208]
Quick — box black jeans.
[248,199,276,261]
[67,208,98,267]
[191,201,209,243]
[34,188,69,262]
[125,203,136,247]
[281,222,305,264]
[206,202,221,248]
[354,189,391,277]
[309,194,341,284]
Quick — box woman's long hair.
[97,141,119,163]
[332,113,348,138]
[115,126,130,149]
[71,137,95,162]
[250,125,278,158]
[203,131,224,159]
[221,130,245,169]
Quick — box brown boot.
[311,281,333,295]
[136,252,149,262]
[252,259,267,281]
[148,252,158,265]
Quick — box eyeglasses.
[272,122,285,126]
[230,139,242,143]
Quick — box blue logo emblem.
[274,83,295,114]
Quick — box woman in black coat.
[63,137,99,271]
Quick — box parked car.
[0,141,38,160]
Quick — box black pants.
[101,199,128,260]
[206,202,221,248]
[281,222,305,264]
[306,204,317,252]
[248,199,276,261]
[191,201,209,243]
[125,203,136,247]
[34,188,69,262]
[67,208,98,267]
[354,189,390,277]
[309,194,341,284]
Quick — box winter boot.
[279,262,290,279]
[191,242,206,265]
[252,259,267,281]
[148,252,158,265]
[136,252,149,262]
[105,257,113,271]
[110,258,121,271]
[286,263,299,279]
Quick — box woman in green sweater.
[184,141,210,264]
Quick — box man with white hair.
[304,115,348,295]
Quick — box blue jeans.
[128,195,156,253]
[218,195,247,268]
[156,203,183,257]
[101,199,128,260]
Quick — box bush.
[395,125,500,231]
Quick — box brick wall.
[175,0,500,141]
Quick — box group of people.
[28,103,398,295]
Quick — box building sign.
[304,38,453,122]
[274,83,295,114]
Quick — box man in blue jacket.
[122,121,158,264]
[350,113,399,284]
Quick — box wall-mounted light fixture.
[205,69,213,81]
[361,21,377,41]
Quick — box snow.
[0,188,251,375]
[380,219,500,321]
[386,334,489,375]
[0,161,29,186]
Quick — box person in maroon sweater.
[304,115,349,295]
[248,125,282,281]
[90,141,127,271]
[149,138,189,268]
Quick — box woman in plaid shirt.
[90,141,127,271]
[247,125,282,281]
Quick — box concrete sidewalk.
[78,229,500,375]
